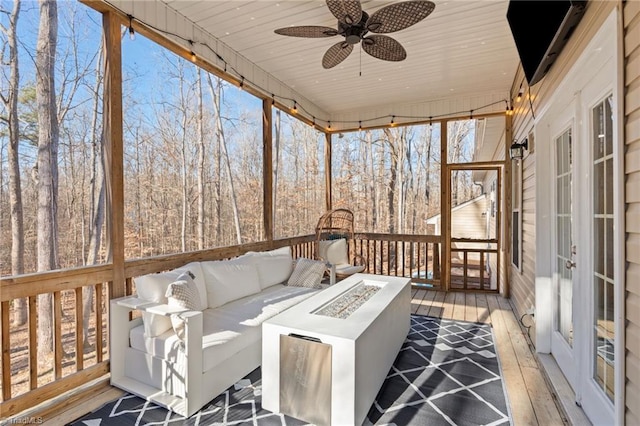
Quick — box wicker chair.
[314,208,367,284]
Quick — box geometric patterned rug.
[69,315,511,425]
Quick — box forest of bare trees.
[1,1,481,272]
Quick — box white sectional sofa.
[109,247,326,417]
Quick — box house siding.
[624,0,640,422]
[509,1,616,322]
[507,0,638,421]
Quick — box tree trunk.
[35,0,59,356]
[273,109,280,229]
[207,75,241,244]
[83,39,104,347]
[3,0,27,325]
[196,68,205,250]
[366,130,377,231]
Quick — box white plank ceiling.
[153,0,520,130]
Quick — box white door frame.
[534,10,623,426]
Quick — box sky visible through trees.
[1,0,479,276]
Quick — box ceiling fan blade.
[326,0,362,25]
[322,42,353,69]
[366,1,435,34]
[274,26,338,38]
[362,35,407,62]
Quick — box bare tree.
[196,68,205,250]
[35,0,59,355]
[82,38,104,346]
[0,0,26,324]
[273,109,280,226]
[206,75,241,244]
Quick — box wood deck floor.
[39,289,568,426]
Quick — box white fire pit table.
[262,273,411,426]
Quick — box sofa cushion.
[165,271,202,340]
[201,260,261,308]
[318,238,350,265]
[134,262,207,337]
[129,284,321,372]
[287,258,326,289]
[246,246,294,289]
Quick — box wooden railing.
[354,233,442,288]
[0,232,448,417]
[0,235,315,417]
[450,238,499,291]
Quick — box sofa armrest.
[114,296,190,316]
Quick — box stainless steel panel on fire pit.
[279,334,332,426]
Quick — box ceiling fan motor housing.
[339,12,370,45]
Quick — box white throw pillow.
[165,272,202,340]
[287,258,326,289]
[201,260,262,308]
[246,246,294,289]
[318,238,350,265]
[134,265,207,337]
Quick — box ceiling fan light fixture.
[274,0,435,68]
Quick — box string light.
[470,110,474,120]
[516,87,523,102]
[188,40,196,62]
[390,116,396,126]
[292,101,297,114]
[107,10,514,131]
[312,116,315,126]
[128,15,135,40]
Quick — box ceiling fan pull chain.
[359,45,362,77]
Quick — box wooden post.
[263,99,274,241]
[103,12,125,298]
[324,132,332,212]
[503,112,513,298]
[441,120,450,291]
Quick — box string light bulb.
[239,77,244,90]
[327,121,331,131]
[390,116,396,127]
[271,95,275,106]
[128,15,135,40]
[358,121,362,131]
[516,88,523,102]
[190,51,196,62]
[292,101,297,114]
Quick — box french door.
[550,117,577,388]
[538,15,620,423]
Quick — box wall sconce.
[510,138,528,160]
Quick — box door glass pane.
[555,128,573,347]
[593,94,615,402]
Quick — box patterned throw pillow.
[165,271,203,339]
[287,258,326,289]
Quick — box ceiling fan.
[274,0,436,69]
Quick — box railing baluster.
[75,287,83,372]
[416,242,421,281]
[463,251,468,290]
[54,291,63,380]
[373,240,377,275]
[125,277,133,297]
[480,252,485,290]
[96,283,103,363]
[29,296,37,389]
[2,300,11,400]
